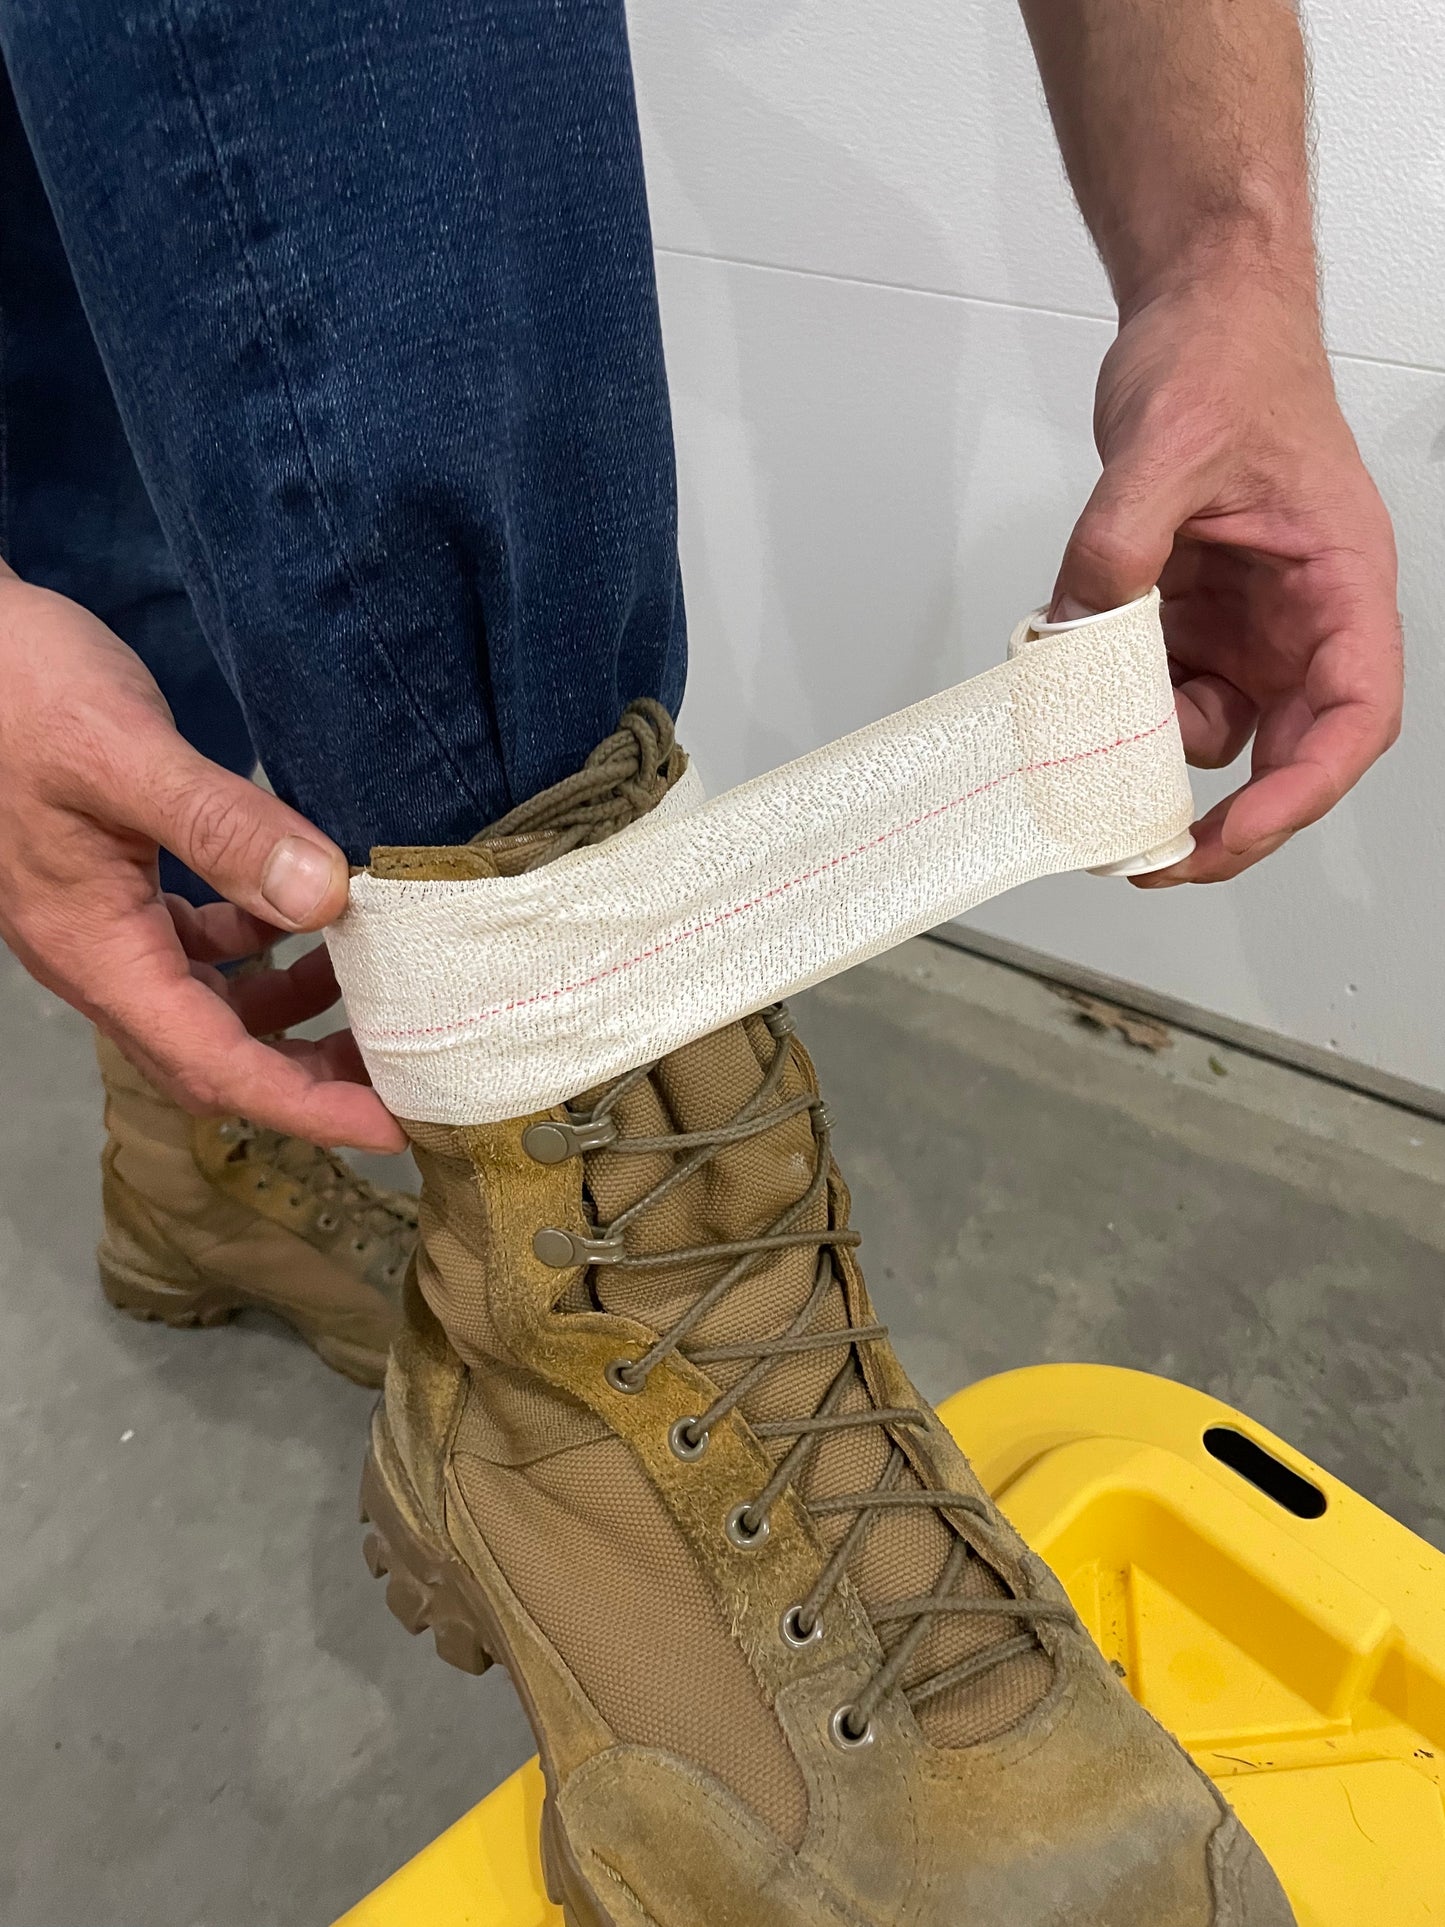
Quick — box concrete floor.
[2,934,1442,1926]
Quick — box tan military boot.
[357,708,1293,1925]
[95,1032,415,1386]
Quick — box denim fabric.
[0,63,254,905]
[0,0,686,863]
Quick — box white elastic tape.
[328,591,1194,1124]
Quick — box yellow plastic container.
[338,1364,1445,1926]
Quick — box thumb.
[124,731,350,932]
[1048,457,1185,622]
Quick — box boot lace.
[539,1005,1072,1746]
[485,699,684,866]
[216,1121,417,1284]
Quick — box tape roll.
[328,591,1194,1124]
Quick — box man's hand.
[0,566,405,1150]
[1020,0,1403,885]
[1050,274,1402,885]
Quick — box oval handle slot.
[1203,1426,1327,1519]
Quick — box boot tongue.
[476,704,1054,1748]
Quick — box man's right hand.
[0,565,405,1151]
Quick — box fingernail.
[1046,594,1095,623]
[261,836,339,926]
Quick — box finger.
[271,1027,376,1087]
[165,894,282,966]
[1220,691,1399,856]
[1128,791,1276,889]
[226,940,345,1037]
[1048,455,1193,619]
[96,938,404,1149]
[94,721,352,933]
[1134,684,1393,889]
[104,996,401,1146]
[166,1019,403,1149]
[1172,672,1258,769]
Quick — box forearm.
[1018,0,1319,317]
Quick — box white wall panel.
[665,253,1445,1091]
[631,0,1445,368]
[633,0,1109,325]
[665,254,1105,768]
[1305,0,1445,371]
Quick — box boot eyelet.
[668,1417,709,1461]
[605,1358,645,1395]
[523,1121,573,1164]
[725,1503,770,1550]
[316,1212,338,1232]
[534,1225,626,1268]
[829,1705,874,1750]
[255,1178,270,1191]
[780,1605,823,1648]
[289,1194,303,1208]
[522,1117,617,1163]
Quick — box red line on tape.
[360,710,1177,1044]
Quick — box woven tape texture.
[328,593,1193,1124]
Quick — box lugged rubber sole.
[359,1426,617,1927]
[97,1247,389,1389]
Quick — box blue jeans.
[0,61,255,904]
[0,0,686,897]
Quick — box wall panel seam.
[655,246,1445,378]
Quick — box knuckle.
[172,1071,229,1117]
[8,896,80,970]
[1133,387,1221,464]
[1101,374,1219,474]
[171,780,265,880]
[1068,521,1156,593]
